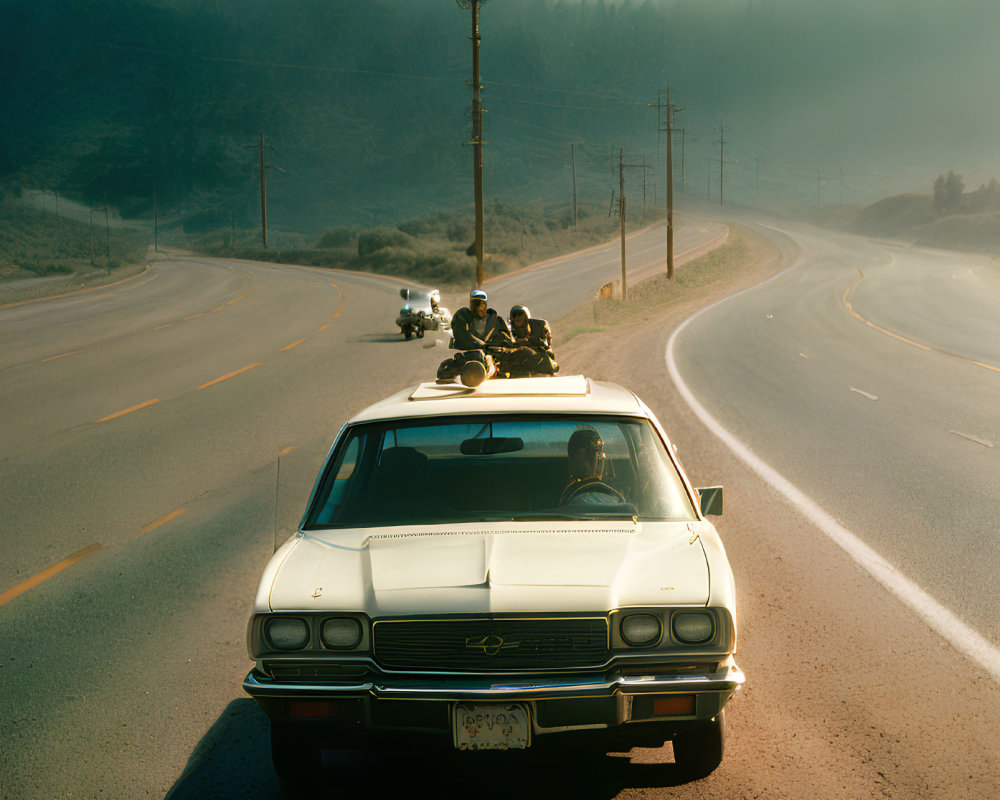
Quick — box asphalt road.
[0,220,725,799]
[2,215,998,798]
[671,220,1000,647]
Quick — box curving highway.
[1,214,998,798]
[670,220,1000,648]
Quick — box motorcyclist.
[436,288,512,386]
[501,304,559,377]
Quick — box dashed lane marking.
[0,543,103,607]
[850,387,879,401]
[197,363,262,390]
[667,281,1000,686]
[136,508,186,537]
[96,398,160,423]
[950,431,994,449]
[41,350,80,363]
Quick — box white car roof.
[349,375,648,424]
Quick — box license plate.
[453,703,531,751]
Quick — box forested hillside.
[6,0,996,233]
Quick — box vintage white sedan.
[244,375,743,782]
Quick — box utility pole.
[246,133,270,247]
[754,157,760,209]
[649,87,683,278]
[679,128,686,194]
[618,149,648,300]
[104,194,112,272]
[259,133,268,248]
[570,142,581,228]
[458,0,486,287]
[716,124,727,205]
[619,147,627,301]
[153,182,158,253]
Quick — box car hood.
[263,521,714,614]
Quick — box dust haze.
[3,0,998,228]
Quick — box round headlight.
[321,617,363,649]
[672,612,714,644]
[266,617,309,650]
[621,614,662,646]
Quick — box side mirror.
[399,288,410,300]
[697,486,723,517]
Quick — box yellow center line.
[96,398,160,423]
[329,282,346,318]
[315,323,331,332]
[278,445,296,457]
[282,339,306,351]
[0,543,103,607]
[214,289,253,312]
[41,350,81,363]
[844,276,1000,371]
[198,362,262,390]
[184,314,204,321]
[155,323,173,330]
[137,508,186,537]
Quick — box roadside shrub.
[397,214,448,237]
[357,227,415,257]
[317,228,356,248]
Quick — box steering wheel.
[560,478,626,505]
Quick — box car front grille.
[373,617,609,671]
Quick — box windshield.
[305,415,697,528]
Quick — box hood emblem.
[465,634,520,656]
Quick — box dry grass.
[559,229,751,343]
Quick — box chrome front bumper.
[243,657,744,702]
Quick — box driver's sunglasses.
[471,299,487,307]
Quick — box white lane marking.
[950,431,994,449]
[850,387,879,401]
[666,285,1000,685]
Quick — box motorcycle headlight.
[621,614,662,646]
[321,617,363,649]
[672,612,715,644]
[265,617,310,650]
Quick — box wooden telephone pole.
[619,147,626,301]
[570,142,582,228]
[458,0,486,287]
[618,148,650,301]
[247,133,269,248]
[258,133,268,248]
[650,87,683,278]
[716,124,727,206]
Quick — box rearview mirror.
[460,437,524,455]
[697,486,723,516]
